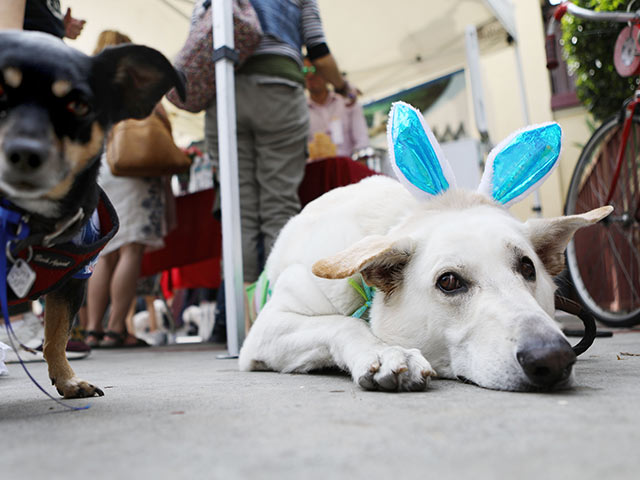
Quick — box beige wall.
[473,0,591,220]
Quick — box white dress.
[98,154,167,255]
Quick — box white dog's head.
[313,102,612,391]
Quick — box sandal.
[99,331,150,348]
[85,330,104,348]
[123,336,150,348]
[99,330,124,348]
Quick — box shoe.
[0,312,43,349]
[137,330,167,346]
[33,326,91,360]
[100,330,149,348]
[0,341,11,375]
[63,326,91,360]
[85,330,104,348]
[3,346,44,363]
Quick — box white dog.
[238,103,611,392]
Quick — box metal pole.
[213,0,245,356]
[483,0,542,216]
[464,25,492,164]
[513,42,543,217]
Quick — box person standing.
[304,57,370,160]
[204,0,360,286]
[23,0,86,39]
[84,30,171,348]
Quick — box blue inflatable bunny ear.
[477,122,562,207]
[387,101,457,200]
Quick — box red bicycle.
[547,1,640,327]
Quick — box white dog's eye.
[519,256,536,281]
[437,272,467,294]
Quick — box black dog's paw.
[53,377,105,398]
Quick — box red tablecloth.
[140,188,222,284]
[299,156,379,207]
[142,157,379,293]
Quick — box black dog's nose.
[3,137,48,170]
[516,337,576,389]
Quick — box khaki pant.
[205,74,309,282]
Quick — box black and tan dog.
[0,30,185,398]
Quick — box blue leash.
[0,205,89,411]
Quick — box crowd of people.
[0,0,373,365]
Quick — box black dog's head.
[0,30,185,213]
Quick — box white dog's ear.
[526,206,613,276]
[387,101,457,201]
[312,235,415,295]
[478,123,562,207]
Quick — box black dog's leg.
[42,278,104,398]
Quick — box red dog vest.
[6,189,119,305]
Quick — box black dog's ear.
[91,44,186,123]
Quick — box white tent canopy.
[319,0,506,100]
[64,0,513,145]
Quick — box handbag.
[106,105,192,177]
[166,0,263,113]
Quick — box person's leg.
[252,81,309,260]
[102,242,146,345]
[85,250,119,346]
[206,76,261,282]
[124,299,136,336]
[144,295,159,332]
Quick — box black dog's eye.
[66,99,90,117]
[437,272,466,294]
[519,256,536,281]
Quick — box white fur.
[239,176,607,392]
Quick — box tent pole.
[464,25,492,164]
[213,0,245,356]
[482,0,542,216]
[513,42,542,217]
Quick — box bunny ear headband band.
[387,101,562,207]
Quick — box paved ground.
[2,324,640,480]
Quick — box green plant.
[562,0,640,121]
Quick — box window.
[543,1,580,110]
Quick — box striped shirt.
[252,0,326,66]
[192,0,326,67]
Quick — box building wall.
[473,0,591,220]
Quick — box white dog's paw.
[352,347,436,392]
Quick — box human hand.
[335,80,361,106]
[63,8,86,39]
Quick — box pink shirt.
[307,91,370,157]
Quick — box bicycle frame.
[610,91,640,206]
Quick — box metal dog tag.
[7,259,36,298]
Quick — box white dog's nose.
[516,337,576,389]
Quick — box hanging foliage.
[561,0,639,121]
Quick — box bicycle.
[546,1,640,327]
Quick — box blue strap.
[0,205,89,411]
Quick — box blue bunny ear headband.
[387,101,562,207]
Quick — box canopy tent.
[319,0,510,101]
[64,0,515,145]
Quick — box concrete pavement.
[1,326,640,480]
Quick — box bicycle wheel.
[565,113,640,327]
